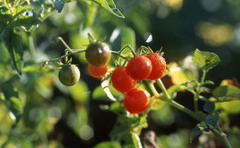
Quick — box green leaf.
[192,49,220,72]
[204,80,215,85]
[167,85,183,99]
[101,76,117,101]
[93,84,121,101]
[0,28,24,75]
[190,126,202,143]
[128,133,143,148]
[70,81,89,103]
[213,85,240,99]
[204,115,219,127]
[12,16,41,31]
[1,82,23,122]
[94,141,121,148]
[6,97,23,122]
[92,0,125,18]
[203,101,215,113]
[53,0,66,13]
[110,27,136,52]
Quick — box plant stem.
[154,79,232,148]
[47,49,86,63]
[120,45,136,57]
[28,34,36,59]
[212,127,232,148]
[148,82,159,97]
[155,79,171,99]
[194,70,207,112]
[57,37,73,52]
[111,51,129,60]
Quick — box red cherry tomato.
[111,66,136,93]
[88,64,108,78]
[126,56,152,81]
[123,88,149,114]
[146,53,166,80]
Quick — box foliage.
[0,0,240,148]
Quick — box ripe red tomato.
[88,64,108,78]
[123,88,149,114]
[126,56,152,81]
[146,53,166,80]
[111,66,136,92]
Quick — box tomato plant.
[146,53,166,80]
[126,56,152,81]
[58,64,80,86]
[88,64,108,78]
[0,0,240,148]
[85,42,112,68]
[111,66,136,93]
[123,88,149,114]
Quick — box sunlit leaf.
[101,76,117,101]
[92,0,125,18]
[110,27,136,52]
[12,16,41,31]
[70,81,89,103]
[213,85,240,99]
[192,49,220,72]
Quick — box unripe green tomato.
[58,64,80,86]
[85,42,111,67]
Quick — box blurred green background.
[0,0,240,147]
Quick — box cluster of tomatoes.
[111,52,166,114]
[58,41,166,114]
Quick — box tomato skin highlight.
[58,64,80,86]
[111,66,136,93]
[123,88,149,114]
[146,53,166,80]
[88,64,108,78]
[126,56,152,81]
[85,42,112,68]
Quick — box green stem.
[111,51,129,60]
[28,34,36,59]
[57,37,73,52]
[148,82,159,97]
[155,79,171,99]
[120,45,136,57]
[212,126,232,148]
[194,70,207,112]
[154,79,232,148]
[47,49,86,63]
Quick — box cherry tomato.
[123,88,149,114]
[88,64,108,78]
[58,64,80,86]
[111,66,136,93]
[126,56,152,81]
[146,53,166,80]
[85,42,111,67]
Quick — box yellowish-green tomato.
[85,42,112,67]
[58,64,80,86]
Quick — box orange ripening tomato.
[123,88,149,114]
[88,64,108,78]
[111,66,136,93]
[146,53,166,80]
[126,56,152,81]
